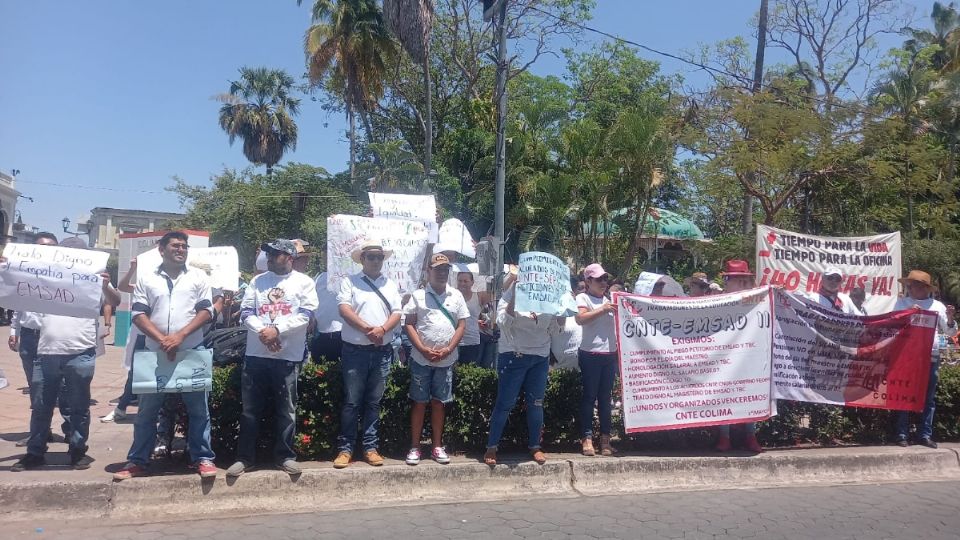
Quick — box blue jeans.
[486,352,549,450]
[477,334,498,369]
[117,334,146,410]
[27,349,95,457]
[578,350,618,438]
[19,328,40,384]
[458,344,482,366]
[127,390,214,466]
[338,342,393,453]
[896,360,940,441]
[237,356,300,464]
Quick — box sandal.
[599,435,617,456]
[530,449,547,464]
[483,448,497,466]
[581,438,596,456]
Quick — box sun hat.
[720,260,754,277]
[898,270,935,289]
[350,240,394,264]
[684,272,710,287]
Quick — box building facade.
[88,207,185,252]
[0,170,20,242]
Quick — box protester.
[114,231,217,480]
[684,272,712,297]
[12,265,121,471]
[808,268,856,314]
[311,270,343,363]
[403,254,469,465]
[227,239,319,477]
[291,239,311,274]
[484,271,558,466]
[101,257,140,423]
[455,269,490,366]
[714,260,763,453]
[8,232,69,446]
[893,270,957,448]
[334,240,402,469]
[574,263,619,457]
[850,287,867,316]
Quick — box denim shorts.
[409,361,454,403]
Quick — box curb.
[2,447,958,522]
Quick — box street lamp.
[62,217,93,238]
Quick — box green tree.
[216,67,300,175]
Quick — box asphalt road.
[9,480,960,539]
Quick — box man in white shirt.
[893,269,957,449]
[114,231,217,480]
[334,240,402,468]
[808,267,857,314]
[7,232,69,447]
[227,239,319,477]
[12,258,120,471]
[310,271,343,363]
[403,254,469,466]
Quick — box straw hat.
[898,270,935,289]
[350,240,394,264]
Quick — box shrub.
[207,362,960,461]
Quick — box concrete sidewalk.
[2,345,959,523]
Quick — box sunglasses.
[364,253,385,261]
[168,243,189,252]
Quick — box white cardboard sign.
[0,243,109,318]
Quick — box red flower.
[302,419,311,426]
[301,434,312,444]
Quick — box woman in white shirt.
[574,264,619,456]
[456,271,490,366]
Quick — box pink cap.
[583,263,609,280]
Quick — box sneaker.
[108,396,122,405]
[530,449,547,464]
[100,407,127,423]
[197,459,218,478]
[113,462,148,481]
[11,454,45,472]
[919,437,939,449]
[365,449,385,466]
[405,448,421,466]
[226,461,248,477]
[896,438,909,448]
[431,447,450,464]
[14,435,29,447]
[279,459,301,475]
[71,453,95,470]
[333,451,352,469]
[153,444,169,459]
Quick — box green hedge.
[209,361,960,461]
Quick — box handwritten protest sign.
[772,289,934,412]
[756,225,901,314]
[515,251,578,316]
[188,247,240,290]
[368,192,439,243]
[435,218,476,258]
[132,349,213,394]
[0,243,109,318]
[326,215,430,294]
[614,288,774,433]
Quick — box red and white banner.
[614,288,774,433]
[756,225,901,314]
[772,289,935,412]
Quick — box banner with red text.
[614,288,774,433]
[756,225,901,314]
[772,289,935,412]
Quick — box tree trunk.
[348,105,356,181]
[423,44,433,177]
[741,0,768,236]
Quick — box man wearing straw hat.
[334,240,402,468]
[893,270,957,449]
[683,272,713,297]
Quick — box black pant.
[310,331,342,363]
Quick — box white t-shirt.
[241,270,320,363]
[337,272,402,346]
[38,314,98,356]
[460,291,482,346]
[806,291,857,315]
[550,316,581,370]
[496,289,557,357]
[894,296,957,357]
[131,264,214,353]
[403,284,470,368]
[314,272,344,333]
[576,293,617,353]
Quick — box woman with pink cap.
[574,263,619,456]
[714,260,763,453]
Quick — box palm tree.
[302,0,397,180]
[382,0,435,173]
[907,2,960,71]
[216,67,300,175]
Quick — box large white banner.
[614,287,774,433]
[326,215,430,294]
[0,243,110,318]
[368,192,439,243]
[756,225,901,314]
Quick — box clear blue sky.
[0,0,930,239]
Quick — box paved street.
[8,480,960,539]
